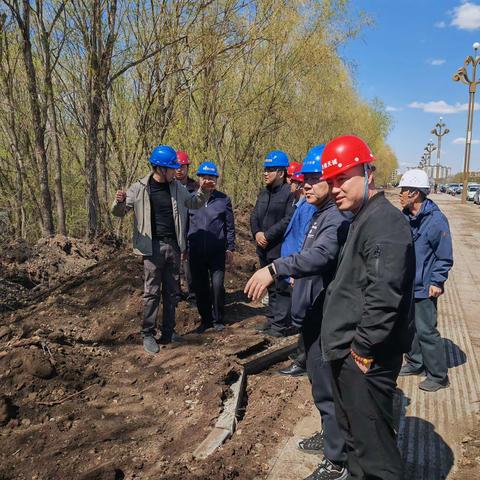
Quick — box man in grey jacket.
[112,145,214,354]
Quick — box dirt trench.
[0,215,310,480]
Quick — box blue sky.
[341,0,480,174]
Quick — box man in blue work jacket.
[245,149,351,480]
[398,169,453,392]
[187,162,235,333]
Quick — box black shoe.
[194,323,213,334]
[304,458,348,480]
[213,323,225,332]
[158,335,171,345]
[419,376,450,392]
[399,364,425,377]
[255,321,271,332]
[279,362,307,377]
[171,332,185,343]
[264,328,285,338]
[298,431,324,453]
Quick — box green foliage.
[0,0,397,241]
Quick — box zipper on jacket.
[373,244,381,275]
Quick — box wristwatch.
[267,264,276,278]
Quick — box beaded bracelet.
[351,349,373,366]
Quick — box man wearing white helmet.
[398,168,453,392]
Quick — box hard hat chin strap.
[359,163,370,211]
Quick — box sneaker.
[419,376,450,392]
[304,458,348,480]
[143,335,159,354]
[399,364,425,377]
[298,431,324,453]
[213,323,225,332]
[194,323,213,334]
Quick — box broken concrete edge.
[193,341,296,460]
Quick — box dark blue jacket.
[403,198,453,299]
[250,183,295,262]
[280,197,318,258]
[273,201,350,327]
[187,190,235,255]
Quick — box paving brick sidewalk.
[265,193,480,480]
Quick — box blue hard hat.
[263,150,289,168]
[197,161,219,177]
[149,145,180,169]
[301,145,325,174]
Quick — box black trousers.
[330,354,403,480]
[190,251,226,325]
[303,317,346,465]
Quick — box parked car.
[467,184,480,201]
[439,184,447,193]
[474,188,480,205]
[447,183,461,195]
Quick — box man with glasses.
[250,150,295,336]
[245,146,350,480]
[398,169,453,392]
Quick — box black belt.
[153,236,177,244]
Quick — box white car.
[467,184,480,201]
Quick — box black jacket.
[187,190,235,255]
[322,192,415,361]
[250,183,295,262]
[273,201,350,327]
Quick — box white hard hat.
[399,169,430,189]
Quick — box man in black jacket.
[245,152,350,480]
[250,150,295,336]
[320,135,415,480]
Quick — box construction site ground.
[0,193,479,480]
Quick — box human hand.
[255,232,268,248]
[181,251,188,262]
[244,266,274,301]
[225,250,234,265]
[429,285,443,298]
[199,177,216,192]
[116,190,126,203]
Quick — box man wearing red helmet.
[175,151,199,193]
[320,135,415,479]
[175,151,199,301]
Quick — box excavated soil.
[0,212,310,480]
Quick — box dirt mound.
[0,235,122,312]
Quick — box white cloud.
[429,59,446,66]
[453,137,480,144]
[435,21,447,28]
[451,2,480,30]
[386,106,402,112]
[408,100,478,114]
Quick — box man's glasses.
[264,168,280,174]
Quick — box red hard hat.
[176,150,190,165]
[291,172,304,183]
[321,135,375,181]
[287,162,302,176]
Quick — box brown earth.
[453,413,480,480]
[0,212,310,480]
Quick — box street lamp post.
[453,42,480,204]
[424,141,437,180]
[431,117,449,185]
